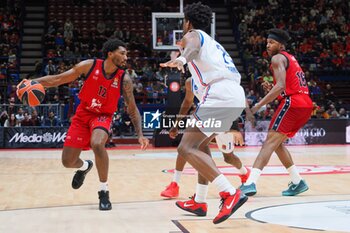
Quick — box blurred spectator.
[21,112,33,126]
[63,18,74,40]
[324,84,336,102]
[96,20,106,35]
[43,110,60,126]
[4,113,18,127]
[44,60,56,75]
[0,109,8,126]
[15,107,24,123]
[338,108,349,119]
[126,64,138,82]
[30,110,41,126]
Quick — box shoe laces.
[99,191,109,200]
[287,182,297,189]
[219,198,225,209]
[218,192,230,209]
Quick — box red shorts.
[64,105,112,149]
[269,94,312,138]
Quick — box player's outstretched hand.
[169,127,179,139]
[160,60,185,73]
[138,136,149,150]
[245,108,256,127]
[231,130,244,146]
[261,81,273,92]
[250,104,261,114]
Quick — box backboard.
[152,12,215,50]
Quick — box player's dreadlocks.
[184,2,212,31]
[102,38,126,58]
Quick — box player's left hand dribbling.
[138,136,149,150]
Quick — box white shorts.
[191,79,245,137]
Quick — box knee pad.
[215,132,234,153]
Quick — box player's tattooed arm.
[123,73,149,150]
[33,59,94,88]
[159,31,200,72]
[181,30,201,63]
[122,73,143,137]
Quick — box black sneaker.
[71,160,93,189]
[98,190,112,211]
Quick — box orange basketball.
[16,80,45,107]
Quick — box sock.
[100,182,108,191]
[172,170,182,184]
[79,160,89,171]
[194,183,208,203]
[239,166,248,175]
[287,165,302,184]
[212,174,236,195]
[245,168,262,185]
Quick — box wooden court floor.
[0,145,349,233]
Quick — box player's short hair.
[184,2,212,30]
[102,38,126,58]
[267,28,290,45]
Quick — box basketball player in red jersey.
[240,29,313,197]
[17,39,149,210]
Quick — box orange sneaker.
[176,195,207,216]
[160,182,179,198]
[238,167,251,184]
[213,189,248,224]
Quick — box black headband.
[268,33,287,45]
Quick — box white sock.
[212,174,236,195]
[239,166,248,175]
[194,183,208,203]
[287,165,302,184]
[100,182,108,191]
[79,160,89,171]
[245,168,262,185]
[172,170,182,184]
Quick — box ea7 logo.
[143,110,161,129]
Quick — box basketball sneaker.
[238,167,251,184]
[239,183,257,196]
[282,180,309,196]
[98,190,112,211]
[71,160,93,189]
[175,195,207,216]
[160,182,179,198]
[213,189,248,224]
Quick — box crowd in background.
[0,0,349,136]
[0,0,21,85]
[232,0,349,121]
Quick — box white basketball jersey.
[187,29,241,101]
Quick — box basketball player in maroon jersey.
[240,29,313,196]
[17,39,149,210]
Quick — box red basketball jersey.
[79,59,124,115]
[270,51,309,100]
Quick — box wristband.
[175,56,187,65]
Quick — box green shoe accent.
[239,183,257,196]
[282,180,309,196]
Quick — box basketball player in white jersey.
[160,2,247,224]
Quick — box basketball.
[16,80,45,107]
